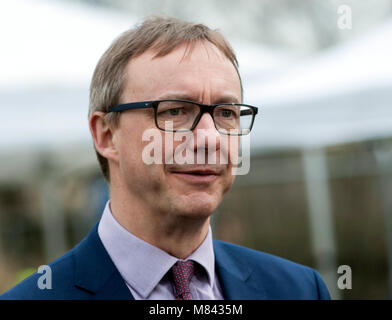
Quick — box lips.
[168,167,221,184]
[177,169,218,175]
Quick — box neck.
[109,182,211,259]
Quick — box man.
[1,16,330,300]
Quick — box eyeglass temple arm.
[107,101,152,113]
[240,108,257,116]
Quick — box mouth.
[169,168,220,184]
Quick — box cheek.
[162,132,193,164]
[161,132,173,164]
[116,119,149,173]
[221,136,240,165]
[223,169,236,190]
[119,133,166,192]
[118,114,157,159]
[118,139,142,177]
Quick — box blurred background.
[0,0,392,299]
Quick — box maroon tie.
[171,260,195,300]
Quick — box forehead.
[121,41,242,103]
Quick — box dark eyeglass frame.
[107,99,259,136]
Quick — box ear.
[89,111,119,162]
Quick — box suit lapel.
[72,224,266,300]
[213,240,266,300]
[72,222,134,300]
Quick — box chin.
[184,205,215,218]
[176,194,220,218]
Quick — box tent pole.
[39,156,67,263]
[373,142,392,299]
[302,147,340,299]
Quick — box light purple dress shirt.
[97,201,225,300]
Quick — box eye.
[217,108,239,118]
[168,108,182,116]
[157,101,198,120]
[158,107,185,117]
[220,109,233,117]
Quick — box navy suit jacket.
[0,222,330,300]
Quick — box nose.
[193,112,221,159]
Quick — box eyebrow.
[155,93,241,104]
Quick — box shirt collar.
[187,225,215,287]
[98,201,216,298]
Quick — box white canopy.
[0,0,291,153]
[0,0,133,152]
[246,19,392,150]
[1,1,391,154]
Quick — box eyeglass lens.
[156,101,253,134]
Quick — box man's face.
[111,41,242,219]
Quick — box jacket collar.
[72,222,134,300]
[213,240,266,300]
[98,201,217,298]
[72,223,265,300]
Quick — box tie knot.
[171,260,194,300]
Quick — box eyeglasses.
[107,99,258,136]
